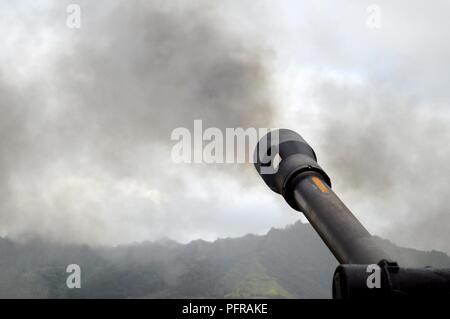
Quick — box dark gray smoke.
[0,1,285,244]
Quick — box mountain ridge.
[0,221,449,298]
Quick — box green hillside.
[0,221,449,298]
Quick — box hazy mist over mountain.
[1,221,449,299]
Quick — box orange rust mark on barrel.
[312,176,329,193]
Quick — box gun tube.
[254,129,389,264]
[291,172,387,264]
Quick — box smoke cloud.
[0,0,289,244]
[1,0,450,254]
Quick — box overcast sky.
[1,0,450,253]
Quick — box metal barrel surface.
[254,129,389,264]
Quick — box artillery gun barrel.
[254,129,450,298]
[254,129,388,264]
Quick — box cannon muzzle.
[254,129,387,264]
